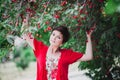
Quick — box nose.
[53,36,56,40]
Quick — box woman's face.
[49,30,63,47]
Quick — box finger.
[27,32,33,39]
[90,23,96,33]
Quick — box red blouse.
[33,39,83,80]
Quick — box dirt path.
[0,61,91,80]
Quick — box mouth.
[50,40,55,43]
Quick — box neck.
[49,45,60,53]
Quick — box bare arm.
[79,35,93,61]
[78,24,96,61]
[21,18,35,50]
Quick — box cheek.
[49,35,53,40]
[57,39,63,44]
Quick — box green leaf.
[104,0,117,15]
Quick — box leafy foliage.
[0,0,120,79]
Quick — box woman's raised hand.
[21,32,33,40]
[86,23,96,37]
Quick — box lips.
[50,40,55,43]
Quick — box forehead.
[52,30,63,36]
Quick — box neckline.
[46,46,63,61]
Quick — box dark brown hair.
[52,26,70,43]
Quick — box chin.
[50,43,56,46]
[50,43,58,47]
[50,41,55,45]
[50,40,55,44]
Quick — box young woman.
[22,25,94,80]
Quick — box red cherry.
[26,8,31,13]
[61,1,67,6]
[33,4,38,9]
[86,30,91,35]
[73,16,78,19]
[81,17,86,20]
[90,27,95,31]
[79,9,83,14]
[12,0,17,3]
[54,14,60,19]
[47,26,52,31]
[89,3,93,8]
[77,20,82,26]
[45,21,49,25]
[20,13,24,18]
[77,27,80,31]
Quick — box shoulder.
[33,38,48,49]
[61,48,73,52]
[34,38,46,45]
[61,48,71,52]
[61,48,83,56]
[60,48,74,55]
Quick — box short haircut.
[52,26,70,43]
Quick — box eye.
[57,36,63,39]
[52,33,55,36]
[57,36,61,39]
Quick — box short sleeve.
[66,49,83,64]
[33,38,45,57]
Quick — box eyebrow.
[52,30,63,35]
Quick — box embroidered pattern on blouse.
[46,54,60,80]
